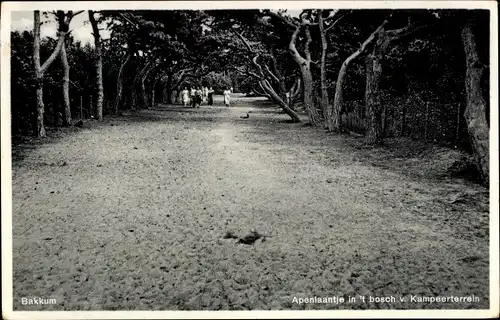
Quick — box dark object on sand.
[240,113,250,119]
[74,120,84,127]
[223,231,239,239]
[238,229,269,245]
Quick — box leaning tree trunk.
[114,54,130,115]
[261,79,301,123]
[89,10,103,120]
[329,20,389,132]
[60,41,72,126]
[330,62,349,132]
[461,18,489,185]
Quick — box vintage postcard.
[1,1,498,319]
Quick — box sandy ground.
[12,95,489,310]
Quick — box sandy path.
[12,98,489,310]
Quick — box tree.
[33,11,66,137]
[266,10,322,125]
[89,10,104,120]
[327,18,389,132]
[231,28,301,122]
[461,16,489,184]
[55,10,83,126]
[318,9,350,128]
[364,16,427,144]
[206,10,301,121]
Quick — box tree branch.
[40,34,66,74]
[348,18,390,62]
[387,22,428,40]
[289,24,306,65]
[118,12,140,30]
[231,28,254,53]
[264,64,280,83]
[265,10,298,29]
[325,10,352,32]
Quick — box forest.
[11,9,490,185]
[7,8,494,312]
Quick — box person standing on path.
[196,87,203,108]
[182,87,190,107]
[223,88,231,107]
[190,87,196,108]
[203,86,208,104]
[208,87,214,106]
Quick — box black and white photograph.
[1,1,498,319]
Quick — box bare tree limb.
[325,10,352,32]
[118,12,140,30]
[40,35,66,74]
[353,19,389,59]
[231,28,254,53]
[265,10,298,29]
[289,24,305,65]
[387,22,428,40]
[264,64,280,83]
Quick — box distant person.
[230,86,234,93]
[195,87,203,108]
[190,87,196,108]
[224,88,231,107]
[208,87,214,106]
[182,87,190,107]
[203,86,209,104]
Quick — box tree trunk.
[151,82,156,108]
[329,20,389,132]
[35,82,46,137]
[33,11,65,137]
[114,54,130,115]
[289,24,321,126]
[318,12,329,128]
[89,10,104,120]
[261,79,301,123]
[140,71,150,109]
[269,48,288,101]
[330,61,348,131]
[365,30,391,144]
[165,72,173,104]
[461,18,489,185]
[301,64,321,125]
[365,53,383,144]
[60,41,71,126]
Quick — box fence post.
[80,95,83,119]
[89,95,93,119]
[424,101,430,140]
[401,105,406,137]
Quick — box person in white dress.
[190,87,196,108]
[182,87,190,107]
[223,88,231,107]
[202,86,208,104]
